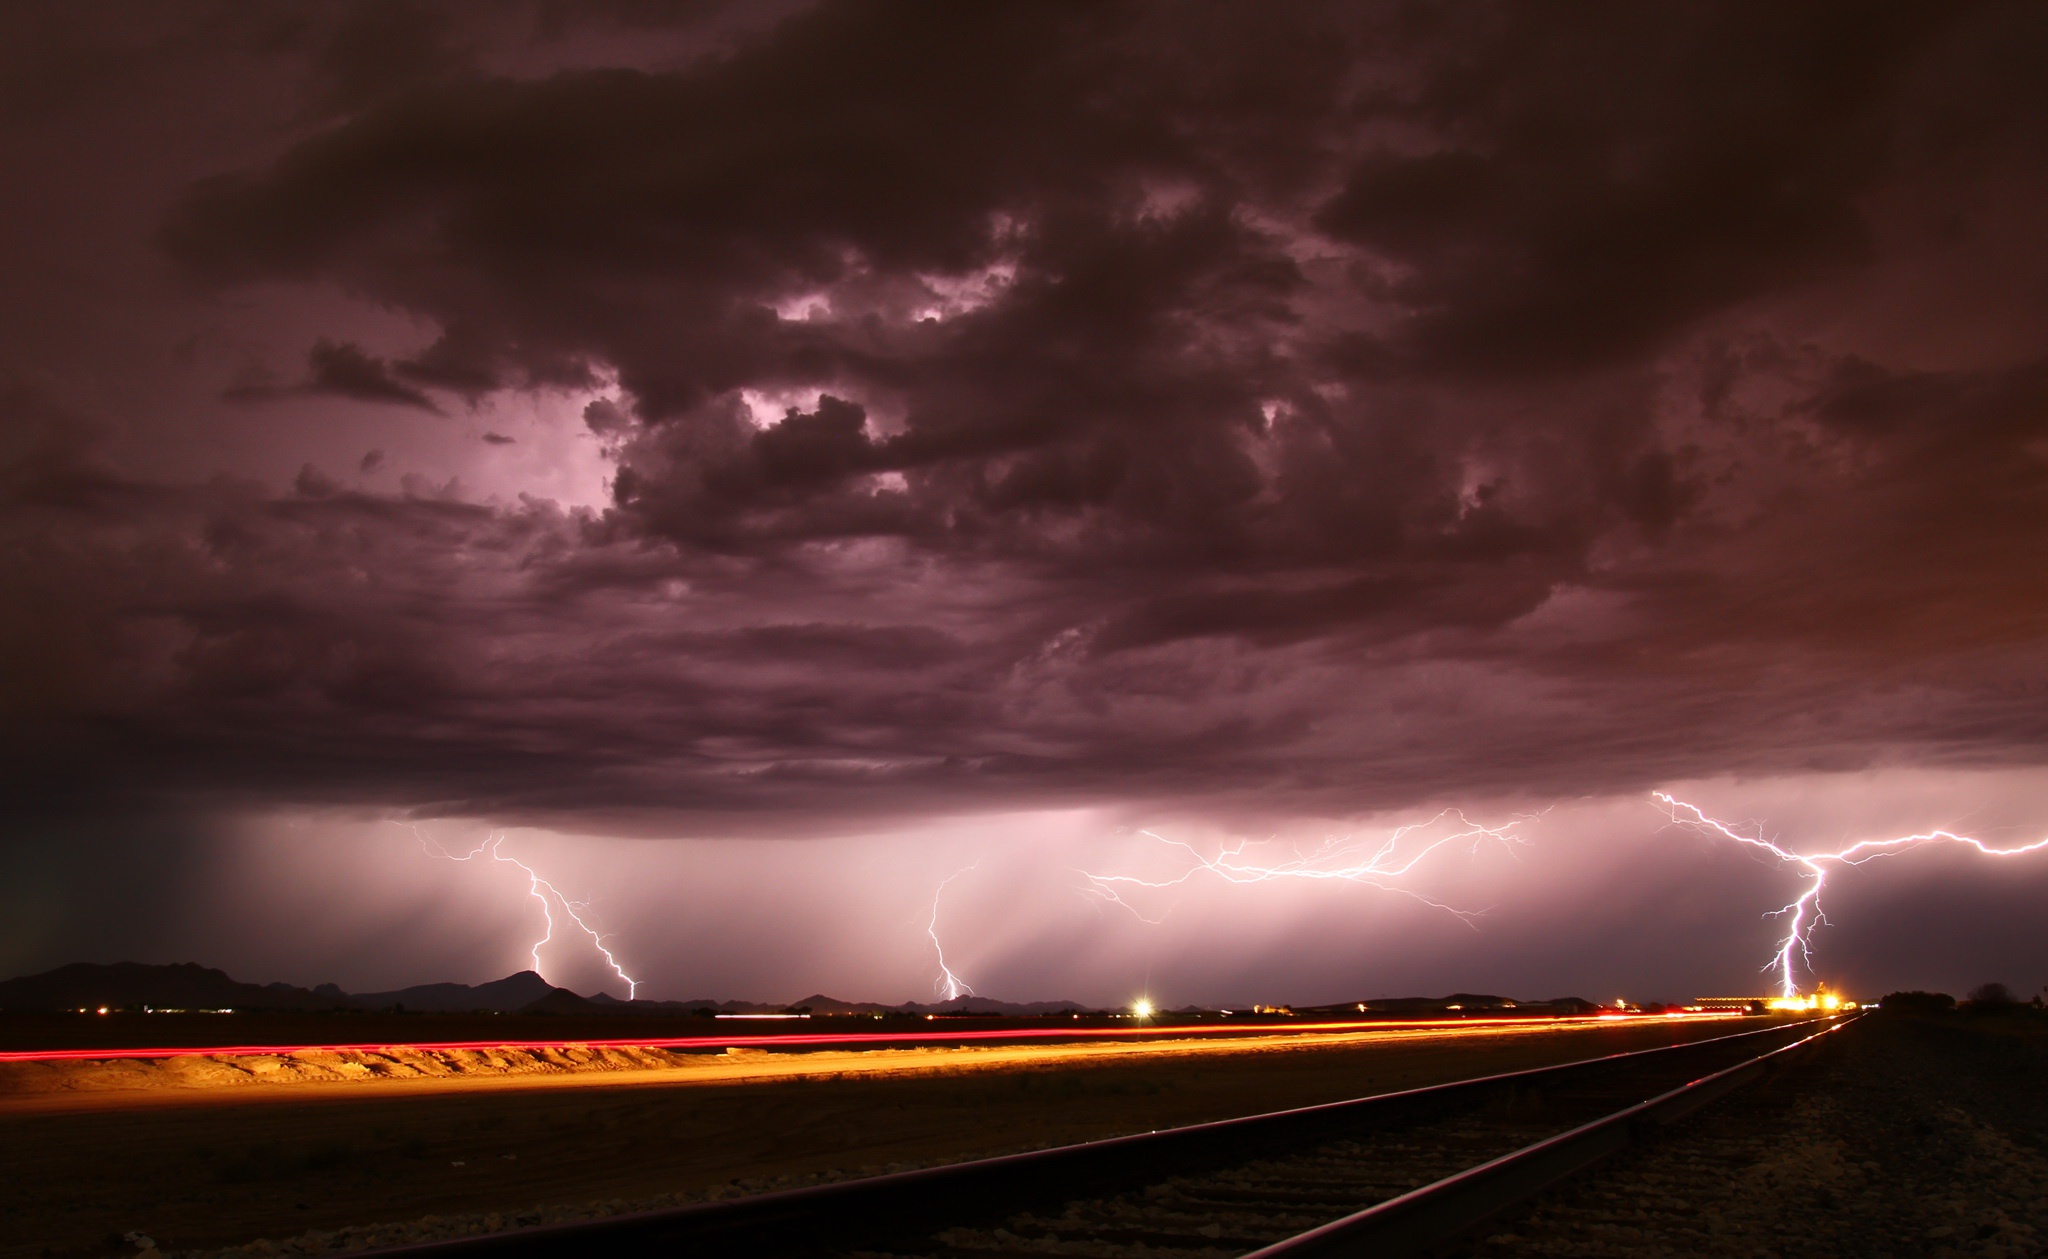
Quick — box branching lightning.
[1655,792,2048,997]
[926,865,978,1001]
[412,827,640,999]
[1078,810,1535,926]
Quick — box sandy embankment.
[0,1019,1659,1111]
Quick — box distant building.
[1693,983,1851,1014]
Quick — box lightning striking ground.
[1079,810,1534,926]
[926,865,978,1001]
[1655,792,2048,997]
[412,828,640,999]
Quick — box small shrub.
[1964,982,2018,1013]
[1968,981,2014,1004]
[1877,990,1955,1013]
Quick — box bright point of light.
[1765,988,1854,1013]
[1133,998,1154,1018]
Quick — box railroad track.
[365,1016,1852,1258]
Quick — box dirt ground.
[3,1016,1765,1259]
[1465,1012,2048,1257]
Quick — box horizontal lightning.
[1079,809,1535,926]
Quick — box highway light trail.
[0,1010,1745,1064]
[1655,792,2048,997]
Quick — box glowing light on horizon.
[412,828,640,1000]
[926,865,978,1001]
[1078,810,1536,925]
[1655,792,2048,998]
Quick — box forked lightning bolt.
[926,866,978,1001]
[412,827,640,999]
[1655,792,2048,997]
[1079,810,1534,925]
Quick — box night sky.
[5,2,2047,1008]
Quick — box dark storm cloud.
[7,1,2048,833]
[226,339,446,412]
[1312,4,1947,376]
[309,0,470,114]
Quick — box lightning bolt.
[926,865,978,1001]
[1078,810,1535,927]
[411,827,640,1000]
[1655,792,2048,998]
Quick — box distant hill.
[351,971,560,1013]
[0,962,1598,1019]
[1295,994,1602,1016]
[0,962,352,1012]
[584,992,788,1015]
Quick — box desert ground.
[0,1015,1768,1258]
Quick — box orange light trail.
[0,1011,1743,1065]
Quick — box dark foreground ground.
[1468,1010,2048,1258]
[13,1013,2041,1259]
[2,1017,1738,1259]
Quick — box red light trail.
[0,1011,1743,1065]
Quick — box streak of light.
[412,827,640,1000]
[926,865,979,1001]
[1655,792,2048,997]
[1078,810,1536,925]
[0,1010,1753,1065]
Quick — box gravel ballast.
[1468,1012,2048,1258]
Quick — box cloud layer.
[5,1,2048,839]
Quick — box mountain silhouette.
[0,962,350,1011]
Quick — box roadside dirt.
[1466,1013,2048,1257]
[0,1018,1725,1110]
[1,1018,1761,1259]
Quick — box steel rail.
[357,1017,1835,1258]
[1244,1014,1856,1257]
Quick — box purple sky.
[4,2,2047,1006]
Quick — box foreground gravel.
[162,1015,2048,1259]
[1467,1014,2048,1258]
[164,1155,999,1258]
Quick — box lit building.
[1693,982,1852,1014]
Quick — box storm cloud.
[2,2,2045,845]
